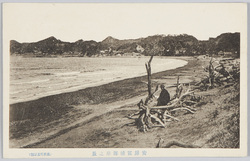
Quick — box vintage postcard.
[2,3,247,158]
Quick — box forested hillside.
[10,33,240,57]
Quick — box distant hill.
[10,32,240,57]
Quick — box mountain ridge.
[10,32,240,57]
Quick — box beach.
[9,56,240,149]
[10,56,187,104]
[9,56,197,147]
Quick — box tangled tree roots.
[196,57,240,91]
[125,56,200,132]
[126,83,199,132]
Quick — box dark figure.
[157,84,170,106]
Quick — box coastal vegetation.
[10,32,240,58]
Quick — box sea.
[10,56,187,104]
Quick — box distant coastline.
[10,32,240,58]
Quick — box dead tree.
[125,56,199,132]
[146,55,153,97]
[195,57,240,90]
[208,57,215,89]
[174,76,183,99]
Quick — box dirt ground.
[9,56,240,148]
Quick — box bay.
[10,56,187,104]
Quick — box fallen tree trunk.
[156,138,201,148]
[163,141,201,148]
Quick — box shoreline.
[29,55,239,149]
[10,56,201,148]
[10,57,195,120]
[10,56,187,104]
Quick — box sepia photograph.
[2,3,247,158]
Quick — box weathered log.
[163,141,201,148]
[170,107,195,114]
[156,139,201,148]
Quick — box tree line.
[10,32,240,57]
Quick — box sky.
[3,3,247,43]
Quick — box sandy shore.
[9,56,197,147]
[9,56,240,149]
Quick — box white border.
[2,2,248,158]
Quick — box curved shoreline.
[10,57,187,104]
[9,56,201,148]
[10,57,193,121]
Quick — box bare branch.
[150,90,193,109]
[145,56,154,98]
[170,107,195,114]
[156,138,164,148]
[182,105,197,111]
[149,114,165,128]
[183,100,197,104]
[121,122,136,128]
[148,55,154,64]
[163,114,180,121]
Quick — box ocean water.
[10,56,187,104]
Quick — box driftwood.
[145,55,154,97]
[126,56,199,132]
[163,113,179,121]
[150,85,193,110]
[175,76,183,98]
[195,57,240,90]
[156,138,164,148]
[156,138,201,148]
